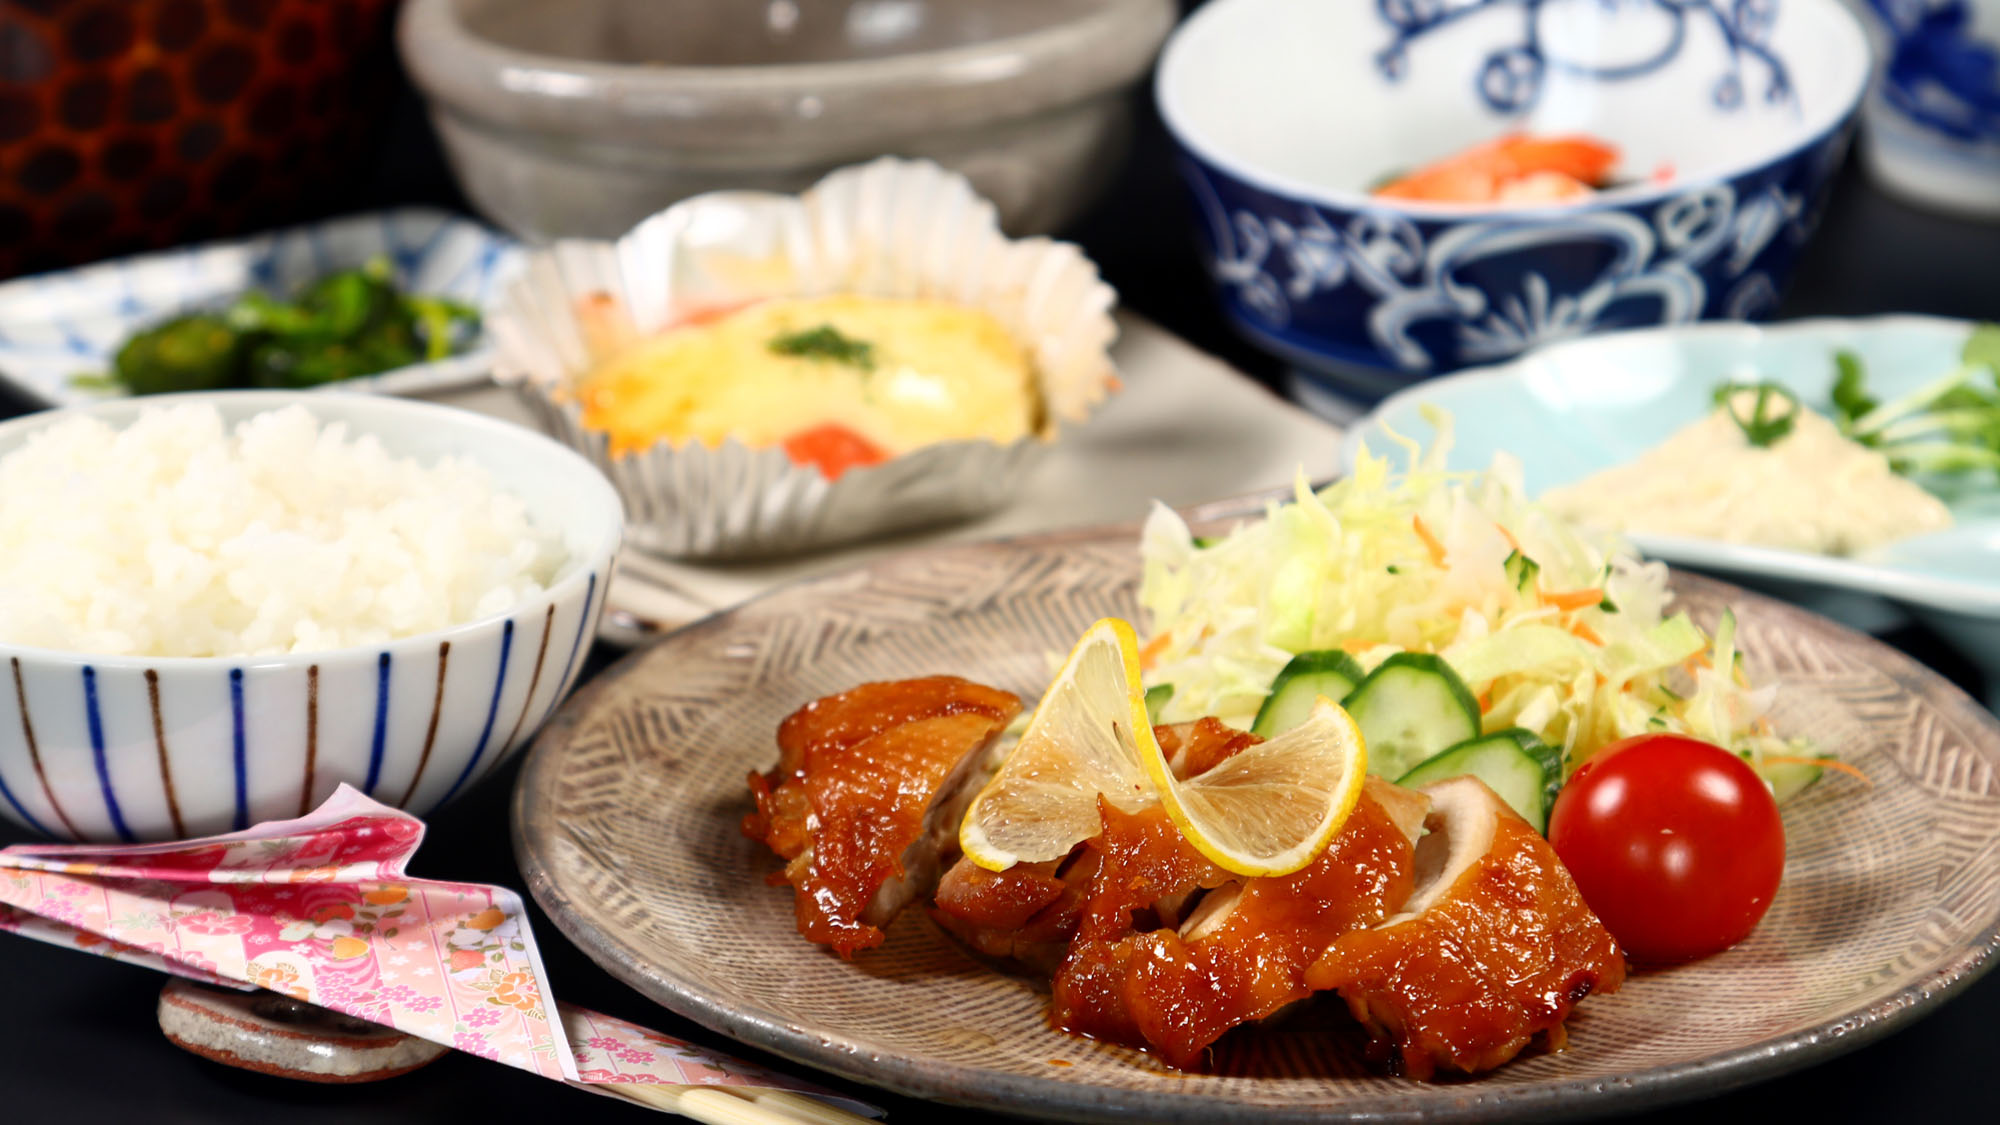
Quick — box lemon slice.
[961,618,1369,879]
[1142,696,1368,878]
[959,618,1157,870]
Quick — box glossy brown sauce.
[1052,792,1415,1069]
[743,677,1020,956]
[750,678,1627,1077]
[1304,809,1626,1079]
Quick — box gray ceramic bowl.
[398,0,1176,239]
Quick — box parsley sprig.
[768,324,876,371]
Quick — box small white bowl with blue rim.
[1345,315,2000,709]
[0,209,519,408]
[1156,0,1874,406]
[0,391,622,842]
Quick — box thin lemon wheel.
[960,619,1369,879]
[959,618,1158,870]
[1140,696,1368,878]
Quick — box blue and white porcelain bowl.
[1156,0,1873,403]
[0,392,622,842]
[1852,0,2000,217]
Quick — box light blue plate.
[1347,315,2000,708]
[0,208,520,406]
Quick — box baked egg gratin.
[577,295,1048,479]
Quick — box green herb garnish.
[1966,323,2000,373]
[1831,350,1876,420]
[1830,324,2000,478]
[768,324,876,370]
[1712,380,1801,448]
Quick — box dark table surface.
[5,53,2000,1125]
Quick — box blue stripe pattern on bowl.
[0,569,603,842]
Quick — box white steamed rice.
[0,404,567,658]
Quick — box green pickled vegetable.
[84,256,480,396]
[112,313,245,395]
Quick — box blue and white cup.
[1852,0,2000,217]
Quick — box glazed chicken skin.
[1051,781,1424,1069]
[932,848,1100,975]
[750,677,1627,1079]
[938,720,1433,1070]
[743,676,1020,956]
[1304,776,1627,1079]
[931,719,1253,979]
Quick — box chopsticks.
[587,1082,879,1124]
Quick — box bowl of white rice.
[0,391,623,842]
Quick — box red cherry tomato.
[1548,733,1784,964]
[780,423,889,481]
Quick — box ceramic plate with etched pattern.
[513,519,2000,1122]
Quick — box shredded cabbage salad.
[1137,409,1805,783]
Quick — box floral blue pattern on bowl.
[1156,0,1872,401]
[0,209,520,407]
[1874,0,2000,142]
[1854,0,2000,215]
[1375,0,1796,114]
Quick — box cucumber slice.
[1341,653,1480,780]
[1144,684,1174,725]
[1503,549,1540,594]
[1250,650,1365,738]
[1397,728,1562,832]
[1762,758,1822,803]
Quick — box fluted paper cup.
[488,159,1120,559]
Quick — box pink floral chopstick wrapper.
[0,784,877,1117]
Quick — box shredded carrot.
[1477,691,1492,715]
[1411,515,1446,566]
[1340,637,1375,653]
[1494,522,1521,552]
[1541,587,1604,612]
[1684,652,1714,677]
[1568,620,1604,646]
[1138,631,1173,670]
[1762,754,1872,787]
